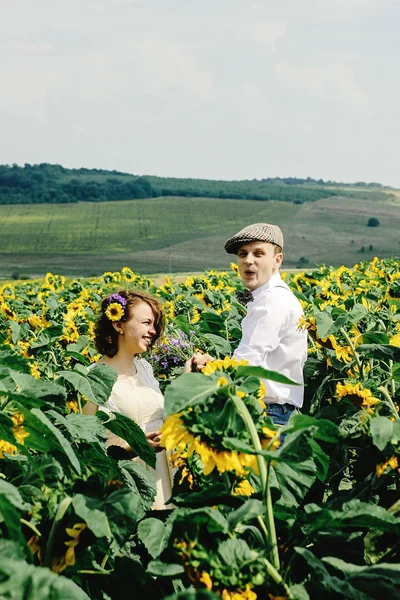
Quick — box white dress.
[100,358,173,510]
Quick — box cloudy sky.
[1,0,399,186]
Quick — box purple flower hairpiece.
[108,293,128,307]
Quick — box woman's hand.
[146,431,164,453]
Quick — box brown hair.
[273,245,282,256]
[94,289,165,357]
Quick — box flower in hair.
[105,302,125,322]
[108,293,128,307]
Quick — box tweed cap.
[224,223,284,255]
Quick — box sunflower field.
[0,258,399,599]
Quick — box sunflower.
[105,302,125,322]
[335,382,379,409]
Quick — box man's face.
[237,241,283,290]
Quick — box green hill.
[1,193,399,278]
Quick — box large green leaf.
[309,439,330,482]
[295,548,368,599]
[272,459,317,508]
[7,371,66,408]
[201,333,232,357]
[235,365,300,385]
[30,324,63,349]
[137,518,166,558]
[285,414,341,443]
[0,480,30,547]
[0,558,90,599]
[104,487,144,550]
[30,409,81,474]
[72,494,113,539]
[323,557,400,600]
[147,560,185,577]
[86,363,119,405]
[227,499,265,529]
[164,373,218,416]
[357,344,400,361]
[56,363,117,407]
[118,460,157,511]
[315,310,334,339]
[47,411,107,445]
[165,592,219,600]
[302,500,399,533]
[97,412,156,469]
[369,416,394,451]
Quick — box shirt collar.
[251,272,282,299]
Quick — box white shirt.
[233,273,307,408]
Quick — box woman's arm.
[82,400,98,416]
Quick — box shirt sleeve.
[233,294,288,366]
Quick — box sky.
[1,0,400,187]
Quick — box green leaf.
[235,365,300,385]
[295,548,368,599]
[86,363,118,405]
[392,362,400,382]
[370,416,394,451]
[309,439,330,482]
[47,411,107,445]
[137,518,166,558]
[303,499,399,533]
[201,333,231,357]
[272,459,317,508]
[7,371,67,408]
[362,332,391,345]
[104,487,144,550]
[10,321,21,344]
[323,557,400,600]
[72,494,112,539]
[97,412,156,469]
[56,363,117,406]
[165,592,219,600]
[30,325,63,349]
[171,483,240,509]
[285,414,341,443]
[0,558,90,599]
[147,560,185,577]
[348,304,368,324]
[227,499,265,529]
[118,460,157,511]
[289,584,311,600]
[30,409,81,474]
[315,310,334,339]
[357,344,400,361]
[164,373,218,416]
[0,481,30,547]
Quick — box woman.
[83,289,190,510]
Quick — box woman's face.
[118,300,157,355]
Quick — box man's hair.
[273,245,282,256]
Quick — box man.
[194,223,308,425]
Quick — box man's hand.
[146,431,164,453]
[191,353,214,371]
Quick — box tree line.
[0,163,392,205]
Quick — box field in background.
[0,192,399,278]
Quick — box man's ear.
[274,252,283,270]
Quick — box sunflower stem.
[229,393,280,571]
[340,327,363,375]
[378,386,399,420]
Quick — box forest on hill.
[0,163,394,205]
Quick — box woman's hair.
[94,289,165,357]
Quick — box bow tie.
[236,290,254,306]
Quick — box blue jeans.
[266,403,297,427]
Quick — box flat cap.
[224,223,284,255]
